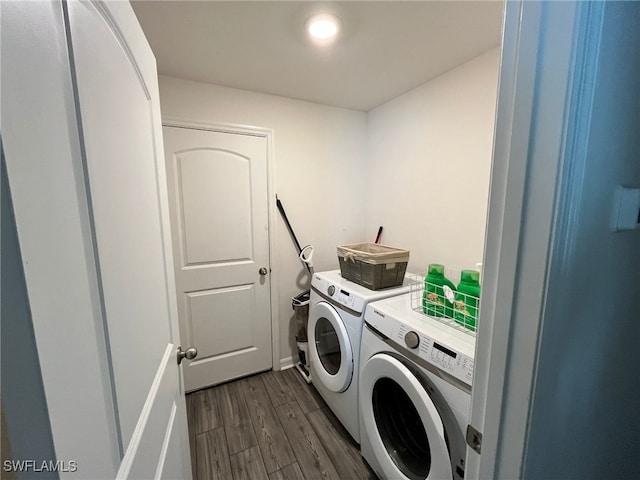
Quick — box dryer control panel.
[313,277,366,313]
[366,308,474,386]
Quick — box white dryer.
[308,270,415,444]
[359,293,476,480]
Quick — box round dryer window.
[360,354,453,480]
[315,317,341,375]
[373,377,431,479]
[308,301,353,393]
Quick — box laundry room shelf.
[410,271,479,336]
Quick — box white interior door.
[163,125,272,391]
[66,2,191,477]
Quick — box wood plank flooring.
[186,368,376,480]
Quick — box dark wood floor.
[186,367,377,480]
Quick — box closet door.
[3,1,191,477]
[66,2,192,477]
[163,125,272,391]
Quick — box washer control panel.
[367,307,474,386]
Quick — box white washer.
[359,293,476,480]
[308,270,415,444]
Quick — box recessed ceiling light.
[306,13,341,41]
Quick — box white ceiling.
[132,1,503,112]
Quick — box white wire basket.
[409,270,479,337]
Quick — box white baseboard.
[279,356,295,371]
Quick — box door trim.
[467,1,607,478]
[161,117,280,372]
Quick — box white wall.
[158,49,500,364]
[158,77,368,362]
[365,48,500,274]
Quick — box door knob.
[259,267,268,276]
[177,346,198,365]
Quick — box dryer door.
[308,301,353,392]
[360,353,452,480]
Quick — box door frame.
[466,1,606,478]
[162,118,280,373]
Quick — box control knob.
[327,285,336,296]
[405,331,420,349]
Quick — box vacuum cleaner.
[276,195,314,383]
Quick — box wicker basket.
[337,243,410,290]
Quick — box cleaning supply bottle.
[423,264,457,318]
[454,270,481,330]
